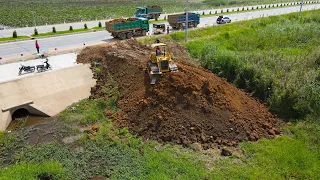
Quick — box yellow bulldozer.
[146,43,178,84]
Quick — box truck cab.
[139,18,149,30]
[152,23,166,34]
[136,7,148,18]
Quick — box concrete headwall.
[0,64,96,131]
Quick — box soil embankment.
[77,40,281,148]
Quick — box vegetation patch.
[32,28,92,37]
[0,36,30,42]
[0,162,65,180]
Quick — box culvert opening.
[7,108,49,131]
[12,108,29,120]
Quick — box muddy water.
[7,116,49,131]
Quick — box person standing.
[167,26,170,34]
[35,40,40,54]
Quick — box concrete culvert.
[12,108,29,120]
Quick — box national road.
[0,3,319,62]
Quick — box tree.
[52,27,56,33]
[164,16,167,20]
[34,28,38,35]
[13,30,17,38]
[69,26,73,31]
[84,23,88,29]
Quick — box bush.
[209,11,211,15]
[237,8,239,11]
[221,9,223,13]
[227,9,229,12]
[215,10,217,14]
[256,6,259,9]
[84,23,88,29]
[242,7,245,11]
[202,11,205,15]
[52,27,56,33]
[12,30,17,38]
[34,28,38,35]
[69,26,73,31]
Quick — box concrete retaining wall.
[0,64,95,131]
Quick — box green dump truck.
[106,18,149,40]
[135,6,162,20]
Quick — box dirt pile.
[77,40,281,148]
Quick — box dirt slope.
[77,40,281,148]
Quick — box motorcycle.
[36,58,52,72]
[18,64,35,75]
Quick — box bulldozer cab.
[147,43,178,84]
[150,43,171,72]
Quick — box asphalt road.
[0,2,301,37]
[0,4,319,61]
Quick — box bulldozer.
[146,43,178,84]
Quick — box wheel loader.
[146,43,178,84]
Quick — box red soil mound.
[77,40,280,148]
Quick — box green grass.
[32,28,92,37]
[0,0,302,27]
[0,36,29,42]
[92,26,105,31]
[209,119,320,179]
[0,161,65,180]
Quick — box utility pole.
[299,0,304,16]
[31,11,36,27]
[185,0,189,42]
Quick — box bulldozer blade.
[150,74,158,85]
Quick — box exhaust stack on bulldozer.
[146,43,178,84]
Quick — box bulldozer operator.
[156,46,161,56]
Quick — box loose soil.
[77,39,281,148]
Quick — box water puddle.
[7,115,49,131]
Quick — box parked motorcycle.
[18,64,35,75]
[36,58,52,72]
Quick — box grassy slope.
[0,0,299,27]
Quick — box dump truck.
[168,12,200,29]
[135,6,162,20]
[146,43,178,84]
[106,18,149,40]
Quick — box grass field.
[0,0,298,27]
